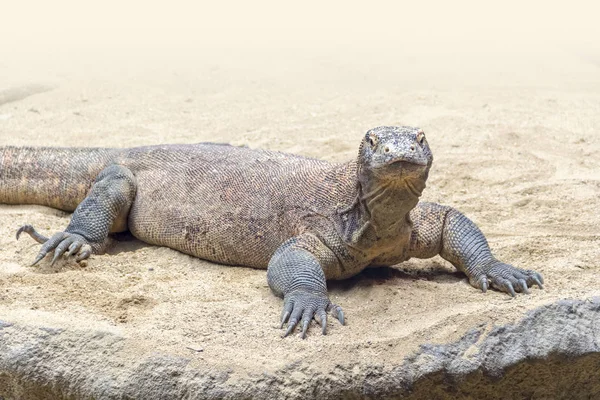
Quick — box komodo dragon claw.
[16,224,48,244]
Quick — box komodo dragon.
[0,126,543,338]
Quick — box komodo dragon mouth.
[386,158,429,167]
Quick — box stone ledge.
[1,298,599,399]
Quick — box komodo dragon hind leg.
[16,164,136,266]
[267,234,345,339]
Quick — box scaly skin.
[0,126,544,338]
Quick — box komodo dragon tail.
[0,146,118,212]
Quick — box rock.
[0,299,599,399]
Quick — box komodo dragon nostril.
[410,145,415,151]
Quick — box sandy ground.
[1,3,600,382]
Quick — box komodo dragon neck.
[337,160,426,251]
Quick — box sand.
[1,1,600,388]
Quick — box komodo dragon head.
[357,126,432,198]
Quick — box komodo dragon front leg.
[16,165,136,265]
[407,202,544,295]
[267,234,345,338]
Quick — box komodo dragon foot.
[470,259,544,297]
[280,290,345,338]
[17,224,97,266]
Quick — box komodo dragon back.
[121,143,357,268]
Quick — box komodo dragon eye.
[417,130,426,144]
[366,133,378,148]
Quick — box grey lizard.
[0,126,544,338]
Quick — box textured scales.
[1,126,544,338]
